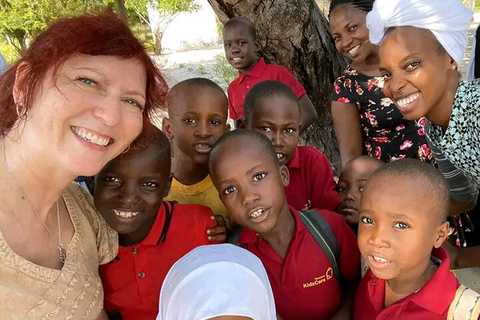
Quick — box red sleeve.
[188,205,217,245]
[317,209,360,281]
[227,84,238,120]
[274,65,307,99]
[307,147,341,211]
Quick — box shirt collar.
[237,58,267,83]
[236,205,306,244]
[287,148,301,169]
[408,247,458,314]
[117,202,168,257]
[368,247,457,315]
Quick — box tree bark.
[154,27,164,54]
[207,0,346,170]
[115,0,129,26]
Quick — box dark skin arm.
[443,241,480,269]
[331,101,363,167]
[329,279,359,320]
[298,94,317,132]
[448,198,475,216]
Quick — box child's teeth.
[113,209,140,219]
[373,255,389,263]
[251,209,264,218]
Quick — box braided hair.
[329,0,375,16]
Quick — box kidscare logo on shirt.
[302,267,334,289]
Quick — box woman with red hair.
[0,12,168,319]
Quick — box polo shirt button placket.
[137,271,145,279]
[132,248,138,255]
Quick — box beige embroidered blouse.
[0,183,118,320]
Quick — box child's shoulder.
[170,202,213,217]
[295,146,331,166]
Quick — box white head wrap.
[366,0,473,64]
[156,244,277,320]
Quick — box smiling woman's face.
[378,27,455,121]
[14,54,147,177]
[330,4,378,64]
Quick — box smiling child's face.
[211,136,290,235]
[164,86,229,166]
[357,173,448,282]
[94,146,172,239]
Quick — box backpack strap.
[228,225,245,247]
[448,284,480,320]
[299,209,343,286]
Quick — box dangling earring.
[14,100,26,118]
[122,145,131,154]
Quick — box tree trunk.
[115,0,129,26]
[206,0,346,170]
[153,27,164,54]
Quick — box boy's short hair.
[123,124,171,164]
[369,159,450,222]
[167,77,228,114]
[209,129,279,173]
[223,17,257,41]
[244,80,300,125]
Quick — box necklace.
[2,141,66,263]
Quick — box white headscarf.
[366,0,473,64]
[156,244,277,320]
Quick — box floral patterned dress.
[332,66,434,163]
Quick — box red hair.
[0,12,168,140]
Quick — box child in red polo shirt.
[223,17,317,130]
[94,127,217,320]
[209,129,360,320]
[336,155,384,228]
[355,159,480,320]
[240,80,340,212]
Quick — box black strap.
[229,209,343,285]
[299,209,343,286]
[157,201,175,244]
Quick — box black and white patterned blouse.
[428,80,480,189]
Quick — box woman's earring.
[451,65,457,70]
[122,145,131,154]
[15,101,26,117]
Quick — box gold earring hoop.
[122,145,131,154]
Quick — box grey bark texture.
[207,0,346,171]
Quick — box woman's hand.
[207,214,228,243]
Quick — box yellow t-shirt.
[165,175,231,227]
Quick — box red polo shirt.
[99,202,216,320]
[354,247,462,320]
[237,206,360,320]
[285,146,341,211]
[227,57,307,120]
